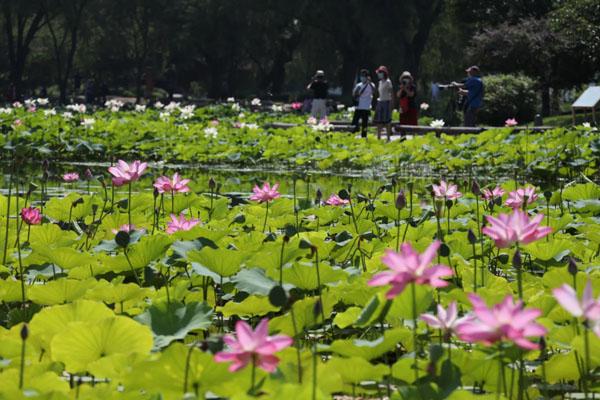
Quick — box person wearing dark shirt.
[307,70,328,120]
[397,71,418,126]
[453,66,484,127]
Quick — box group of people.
[306,65,484,139]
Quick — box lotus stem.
[19,325,27,389]
[2,169,12,265]
[411,282,419,382]
[123,248,141,286]
[250,354,257,395]
[261,201,269,233]
[312,340,317,400]
[128,182,132,228]
[290,306,302,383]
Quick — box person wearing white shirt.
[374,65,393,141]
[351,69,375,138]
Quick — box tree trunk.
[541,86,550,117]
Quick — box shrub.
[478,74,538,125]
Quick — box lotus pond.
[1,102,600,399]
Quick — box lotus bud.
[153,187,159,199]
[208,177,216,190]
[513,250,522,269]
[315,188,322,203]
[467,229,477,244]
[543,191,552,201]
[28,182,38,194]
[395,190,406,210]
[567,257,578,276]
[471,180,481,196]
[84,168,93,180]
[20,323,29,341]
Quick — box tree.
[41,0,88,103]
[1,0,47,98]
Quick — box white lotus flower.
[24,99,35,107]
[204,127,218,139]
[154,101,164,109]
[231,103,241,112]
[135,104,146,112]
[420,102,430,111]
[81,118,95,128]
[0,107,13,114]
[271,104,283,112]
[430,119,445,128]
[164,101,180,112]
[583,122,591,128]
[66,104,86,113]
[159,111,171,121]
[62,112,73,119]
[44,108,56,116]
[251,98,261,106]
[238,112,245,119]
[227,97,235,103]
[36,98,49,106]
[105,99,124,112]
[12,101,22,108]
[347,106,356,113]
[337,104,345,110]
[179,105,195,120]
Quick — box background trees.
[0,0,597,117]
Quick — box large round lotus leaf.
[123,342,232,398]
[135,301,213,349]
[29,300,114,354]
[0,368,70,397]
[51,316,153,373]
[28,279,98,305]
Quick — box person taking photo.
[307,70,329,120]
[452,65,484,127]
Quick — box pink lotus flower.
[111,224,145,234]
[505,118,518,127]
[482,186,505,201]
[20,207,42,225]
[165,213,200,234]
[210,119,219,126]
[63,172,79,182]
[432,180,462,200]
[325,194,349,206]
[421,301,463,335]
[306,116,317,125]
[27,106,36,113]
[505,187,538,209]
[249,182,281,203]
[291,102,302,110]
[108,160,148,187]
[456,294,546,350]
[214,318,293,372]
[153,173,191,194]
[482,209,551,248]
[13,119,22,127]
[553,281,600,324]
[368,241,453,299]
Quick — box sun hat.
[400,71,413,80]
[315,70,325,77]
[465,65,480,73]
[376,66,389,76]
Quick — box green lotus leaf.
[28,223,78,249]
[327,327,411,360]
[562,183,600,201]
[0,279,25,303]
[43,193,99,221]
[283,262,346,290]
[102,234,173,273]
[122,342,232,398]
[51,316,153,373]
[28,246,97,270]
[218,295,279,318]
[85,280,153,305]
[29,279,98,305]
[333,306,362,329]
[29,300,114,354]
[135,301,213,349]
[326,356,388,384]
[187,247,245,278]
[0,368,70,397]
[231,268,277,296]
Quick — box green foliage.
[478,74,538,125]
